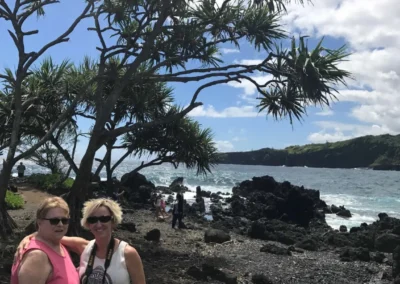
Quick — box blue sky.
[1,0,398,160]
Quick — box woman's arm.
[18,250,52,284]
[125,245,146,284]
[60,236,89,255]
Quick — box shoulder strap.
[81,237,115,284]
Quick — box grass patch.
[6,190,24,210]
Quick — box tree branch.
[110,148,134,173]
[13,96,80,162]
[106,102,202,140]
[50,135,79,174]
[22,1,93,73]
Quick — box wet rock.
[202,264,237,284]
[331,204,340,214]
[296,238,319,251]
[169,177,184,187]
[339,225,347,233]
[156,186,172,194]
[191,197,206,213]
[324,232,353,247]
[144,229,161,242]
[227,175,327,227]
[373,252,386,263]
[393,225,400,235]
[379,212,389,220]
[120,172,156,204]
[339,247,370,262]
[288,246,304,253]
[260,243,291,256]
[204,229,231,243]
[118,222,136,232]
[251,273,274,284]
[186,266,207,280]
[393,245,400,279]
[350,227,361,233]
[375,233,400,253]
[337,209,352,218]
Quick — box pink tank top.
[11,238,79,284]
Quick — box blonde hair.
[36,197,70,220]
[81,198,122,229]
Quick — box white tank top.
[78,239,130,284]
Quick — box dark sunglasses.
[87,215,113,224]
[43,218,70,225]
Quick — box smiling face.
[87,206,114,238]
[37,207,69,242]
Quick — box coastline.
[1,175,399,283]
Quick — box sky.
[1,0,399,161]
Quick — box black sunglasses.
[87,215,113,224]
[43,218,70,225]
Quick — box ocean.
[13,161,400,230]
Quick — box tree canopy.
[0,0,352,235]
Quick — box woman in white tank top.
[15,198,146,284]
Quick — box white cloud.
[188,105,259,118]
[307,121,395,143]
[220,48,240,54]
[283,0,400,50]
[233,59,264,65]
[214,140,234,152]
[282,0,400,138]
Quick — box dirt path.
[8,184,54,228]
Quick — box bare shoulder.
[22,249,49,264]
[124,244,141,259]
[19,249,52,282]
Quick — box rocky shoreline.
[1,173,399,283]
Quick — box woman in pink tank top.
[11,197,79,284]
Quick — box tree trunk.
[0,161,18,238]
[68,133,102,234]
[105,146,113,196]
[51,136,79,174]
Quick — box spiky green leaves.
[123,106,218,175]
[258,36,351,124]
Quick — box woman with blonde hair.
[16,198,146,284]
[11,197,79,284]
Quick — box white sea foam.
[325,213,377,230]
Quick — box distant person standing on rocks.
[172,193,184,229]
[17,162,26,178]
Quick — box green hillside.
[217,134,400,170]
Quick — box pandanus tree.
[0,0,352,235]
[120,108,218,176]
[15,58,81,175]
[0,0,93,236]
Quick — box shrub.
[6,190,24,210]
[27,174,74,193]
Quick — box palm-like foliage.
[0,57,79,169]
[258,37,351,124]
[122,106,218,175]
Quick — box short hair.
[81,198,122,229]
[36,197,70,220]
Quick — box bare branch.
[23,1,93,73]
[110,148,134,173]
[22,30,38,36]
